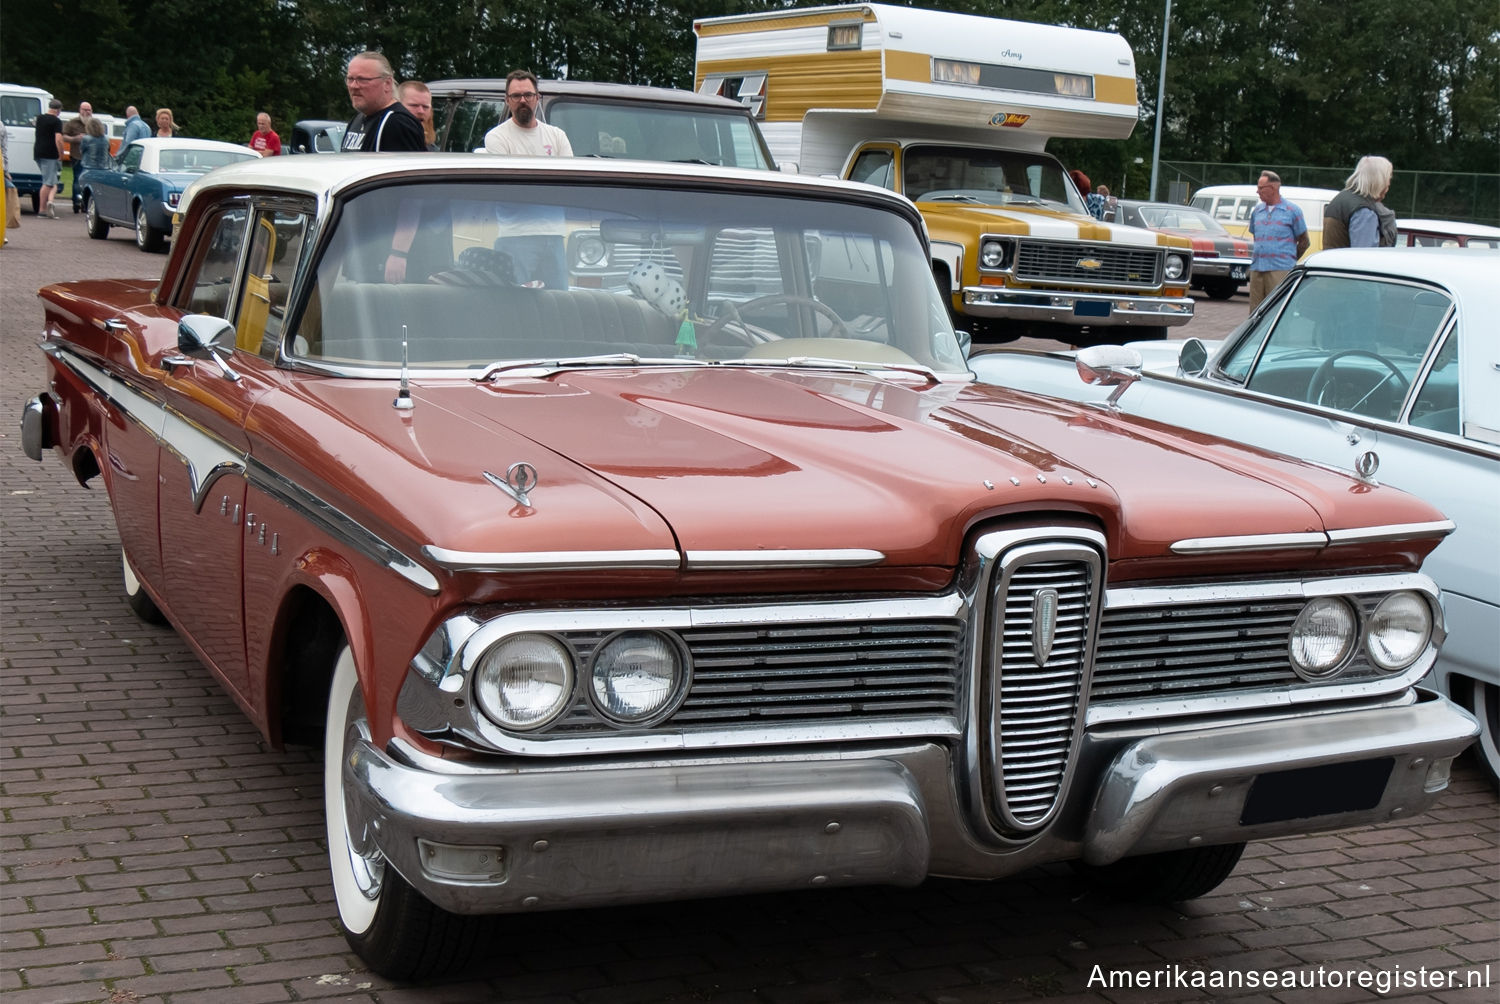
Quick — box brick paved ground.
[2,211,1496,1004]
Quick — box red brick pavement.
[2,209,1496,1004]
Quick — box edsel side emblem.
[1076,258,1104,270]
[1031,588,1059,667]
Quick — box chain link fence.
[1157,161,1499,226]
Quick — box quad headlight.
[1289,597,1356,679]
[1365,591,1432,672]
[473,633,574,731]
[589,631,689,724]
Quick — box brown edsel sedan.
[22,155,1477,980]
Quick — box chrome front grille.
[1014,240,1163,287]
[1090,596,1381,707]
[550,617,964,732]
[991,556,1096,832]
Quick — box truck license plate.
[1074,301,1111,318]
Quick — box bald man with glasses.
[482,70,573,157]
[342,51,426,152]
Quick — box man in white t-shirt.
[483,71,573,157]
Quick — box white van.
[1190,183,1339,253]
[1,83,55,212]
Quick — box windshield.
[440,95,773,169]
[1137,206,1227,234]
[292,181,966,375]
[903,145,1086,213]
[158,149,257,173]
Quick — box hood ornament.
[485,462,539,507]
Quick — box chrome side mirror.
[175,315,241,381]
[1178,337,1209,378]
[1075,344,1143,408]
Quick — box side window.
[2,95,42,126]
[185,208,249,318]
[848,149,895,190]
[238,208,312,356]
[1408,326,1460,435]
[442,98,505,152]
[121,144,143,172]
[1235,198,1254,223]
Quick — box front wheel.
[1463,677,1500,787]
[86,196,111,239]
[324,646,481,979]
[134,204,164,252]
[1073,842,1246,902]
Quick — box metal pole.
[1149,0,1171,201]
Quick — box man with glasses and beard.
[482,70,572,157]
[342,51,426,152]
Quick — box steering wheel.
[1306,349,1409,415]
[701,294,851,346]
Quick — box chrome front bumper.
[350,691,1476,915]
[1191,256,1252,279]
[962,287,1194,327]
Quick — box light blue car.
[970,247,1500,786]
[77,137,256,251]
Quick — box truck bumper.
[962,286,1194,327]
[347,690,1476,915]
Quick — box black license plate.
[1230,266,1247,280]
[1074,301,1111,318]
[1240,758,1394,826]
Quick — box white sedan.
[971,247,1500,784]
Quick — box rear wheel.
[86,196,110,239]
[134,203,164,252]
[1202,280,1238,300]
[325,645,481,979]
[1074,842,1246,902]
[121,547,165,623]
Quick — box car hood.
[260,367,1440,581]
[916,202,1178,248]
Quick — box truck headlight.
[980,240,1007,269]
[1365,592,1432,672]
[1164,253,1188,281]
[473,634,574,730]
[575,234,606,267]
[1289,597,1356,679]
[589,631,688,724]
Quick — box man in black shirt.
[342,52,426,152]
[33,99,64,218]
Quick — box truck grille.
[992,559,1094,831]
[1015,240,1163,288]
[551,618,965,731]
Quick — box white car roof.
[1192,184,1340,201]
[177,152,914,219]
[1397,218,1500,239]
[128,137,256,155]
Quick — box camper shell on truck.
[694,4,1194,345]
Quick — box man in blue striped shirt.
[1246,171,1310,309]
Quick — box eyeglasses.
[506,92,541,102]
[345,73,391,86]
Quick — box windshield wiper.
[720,355,940,384]
[473,353,706,381]
[926,194,984,204]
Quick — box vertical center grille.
[989,551,1097,834]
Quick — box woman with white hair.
[1323,155,1397,248]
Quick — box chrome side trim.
[48,341,168,443]
[422,547,682,572]
[160,410,246,511]
[1174,520,1456,554]
[684,549,884,570]
[1326,520,1456,545]
[247,459,440,595]
[1171,531,1328,554]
